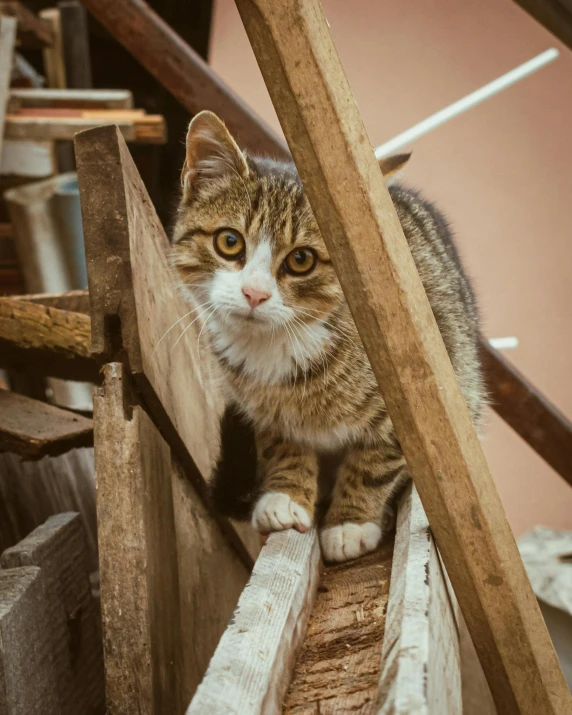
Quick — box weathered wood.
[481,340,572,487]
[284,545,393,714]
[459,611,498,715]
[0,389,93,458]
[187,529,320,715]
[58,1,92,89]
[1,512,105,714]
[94,363,248,713]
[39,8,66,89]
[377,485,461,714]
[75,124,259,564]
[9,88,134,110]
[11,288,90,314]
[0,296,97,381]
[0,566,59,714]
[0,1,53,48]
[0,17,17,162]
[1,139,58,177]
[5,113,167,143]
[512,0,572,51]
[234,2,571,713]
[79,0,288,157]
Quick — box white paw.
[320,522,382,563]
[252,492,312,534]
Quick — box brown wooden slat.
[0,1,54,48]
[0,389,93,459]
[0,296,98,382]
[79,0,288,158]
[10,289,90,314]
[512,0,572,51]
[233,1,571,712]
[481,341,572,487]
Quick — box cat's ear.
[181,110,249,194]
[378,152,411,180]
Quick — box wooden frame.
[233,1,570,713]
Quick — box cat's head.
[171,111,408,355]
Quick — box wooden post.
[0,17,17,158]
[39,8,67,89]
[233,1,572,713]
[58,1,92,89]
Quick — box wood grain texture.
[11,289,90,314]
[481,341,572,487]
[284,545,393,715]
[94,363,248,713]
[0,389,93,458]
[187,529,320,715]
[0,566,59,714]
[75,124,260,565]
[1,512,105,714]
[0,17,17,161]
[377,485,461,714]
[9,88,133,110]
[0,296,97,381]
[0,1,53,48]
[233,2,571,713]
[79,0,287,157]
[39,8,66,89]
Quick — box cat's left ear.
[378,152,411,180]
[182,110,249,194]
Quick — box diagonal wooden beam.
[512,0,572,51]
[78,0,288,158]
[233,1,571,712]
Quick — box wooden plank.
[377,485,461,714]
[79,0,288,157]
[58,1,92,89]
[284,545,393,714]
[233,2,571,713]
[94,363,248,713]
[0,17,17,162]
[0,296,98,382]
[11,289,90,314]
[187,529,320,715]
[481,341,572,487]
[74,124,260,564]
[459,611,498,715]
[1,512,105,714]
[0,389,93,458]
[5,113,167,143]
[0,566,60,714]
[9,88,134,110]
[39,8,66,89]
[512,0,572,51]
[1,139,57,178]
[0,1,54,48]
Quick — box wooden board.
[79,0,288,157]
[59,1,92,90]
[0,566,60,714]
[512,0,572,51]
[0,296,97,381]
[187,529,321,715]
[39,8,66,89]
[1,512,105,714]
[0,1,53,48]
[9,88,134,110]
[0,389,93,458]
[1,139,57,178]
[75,125,259,564]
[94,363,248,713]
[284,545,393,714]
[0,17,17,161]
[11,289,90,314]
[5,113,167,143]
[481,341,572,487]
[234,3,571,713]
[377,485,461,714]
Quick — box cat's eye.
[284,248,317,276]
[214,229,245,259]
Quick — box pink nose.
[242,286,270,309]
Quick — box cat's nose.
[242,286,270,309]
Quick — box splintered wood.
[284,546,392,715]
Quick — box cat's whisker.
[290,321,308,400]
[155,300,213,352]
[197,304,219,349]
[170,302,215,353]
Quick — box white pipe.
[489,337,519,350]
[375,48,559,159]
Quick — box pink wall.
[209,0,572,536]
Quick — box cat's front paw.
[251,492,313,534]
[320,522,382,563]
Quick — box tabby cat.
[171,111,486,563]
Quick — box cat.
[171,110,486,563]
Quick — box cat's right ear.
[181,110,249,196]
[378,153,411,180]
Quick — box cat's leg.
[251,430,318,534]
[321,444,409,562]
